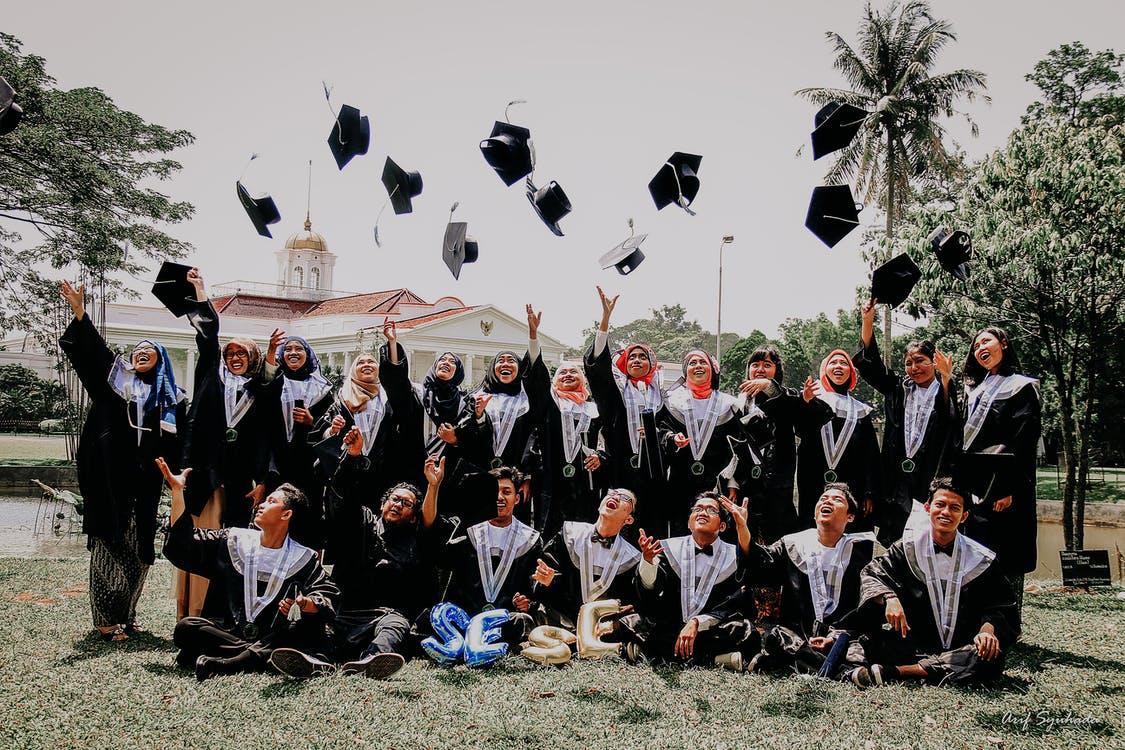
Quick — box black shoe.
[268,648,336,680]
[195,650,260,681]
[340,652,406,680]
[194,655,222,682]
[175,650,197,671]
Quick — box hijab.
[819,348,858,394]
[681,349,719,400]
[552,362,589,406]
[614,343,659,387]
[275,335,320,380]
[481,350,523,397]
[339,356,380,413]
[222,338,264,379]
[422,351,466,425]
[131,339,180,432]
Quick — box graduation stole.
[481,389,531,457]
[667,388,737,464]
[468,519,540,606]
[783,529,875,624]
[962,373,1038,449]
[280,371,332,441]
[562,521,641,603]
[902,378,941,460]
[351,389,388,457]
[557,398,597,464]
[663,536,737,623]
[817,392,873,473]
[220,364,255,430]
[907,527,995,649]
[613,370,663,455]
[107,357,153,446]
[227,528,314,622]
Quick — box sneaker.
[713,651,744,672]
[268,648,336,679]
[744,652,765,674]
[847,666,874,688]
[340,652,406,680]
[623,641,645,665]
[870,664,893,686]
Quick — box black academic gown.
[524,354,609,535]
[435,518,542,616]
[794,394,882,532]
[181,300,276,527]
[958,376,1041,576]
[858,536,1017,683]
[535,522,641,630]
[59,315,187,564]
[630,536,755,663]
[163,511,339,655]
[659,386,744,535]
[853,340,960,545]
[583,343,665,533]
[729,383,804,544]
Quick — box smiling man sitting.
[856,477,1017,685]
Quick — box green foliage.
[0,33,194,344]
[572,304,740,363]
[1024,41,1125,125]
[0,364,67,424]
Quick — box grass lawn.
[1036,467,1125,504]
[0,433,69,461]
[0,560,1121,749]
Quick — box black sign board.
[1059,550,1112,588]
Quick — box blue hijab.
[135,339,180,433]
[275,335,321,380]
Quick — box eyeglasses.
[605,491,635,507]
[690,505,721,517]
[225,351,250,361]
[387,495,416,510]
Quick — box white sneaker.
[269,648,335,679]
[713,651,744,672]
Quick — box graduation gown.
[59,315,187,564]
[659,385,744,533]
[524,354,609,534]
[536,521,641,630]
[163,510,339,649]
[958,374,1041,575]
[583,343,665,531]
[631,536,754,661]
[794,393,882,532]
[436,518,541,615]
[264,367,334,497]
[858,531,1017,682]
[853,340,960,544]
[727,383,805,543]
[181,300,277,527]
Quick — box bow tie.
[591,531,616,548]
[694,544,714,556]
[933,541,955,556]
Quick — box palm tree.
[797,0,987,359]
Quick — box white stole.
[351,388,388,457]
[226,528,315,622]
[817,391,874,471]
[467,519,540,606]
[611,368,663,455]
[664,387,739,462]
[555,397,598,464]
[479,389,531,458]
[562,521,641,603]
[905,525,995,649]
[963,373,1038,449]
[220,364,255,430]
[783,529,875,623]
[902,378,941,460]
[662,536,738,623]
[280,372,332,441]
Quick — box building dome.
[284,217,328,252]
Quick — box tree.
[1024,42,1125,125]
[0,33,194,343]
[796,0,987,363]
[571,304,741,363]
[0,364,67,425]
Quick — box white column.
[184,348,196,397]
[463,352,474,384]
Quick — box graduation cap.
[805,185,862,248]
[648,152,702,213]
[381,157,423,215]
[811,102,868,160]
[443,220,479,280]
[151,261,198,317]
[526,180,571,236]
[955,446,1016,503]
[928,225,972,281]
[327,104,371,170]
[311,434,355,480]
[598,220,647,275]
[480,121,534,186]
[236,181,281,238]
[0,77,23,136]
[871,253,922,308]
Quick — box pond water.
[0,496,1121,580]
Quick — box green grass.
[0,433,68,461]
[0,559,1121,749]
[1037,467,1125,504]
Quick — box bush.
[0,365,68,425]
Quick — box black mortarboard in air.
[811,102,868,160]
[236,181,281,238]
[871,253,922,308]
[599,233,648,276]
[443,221,479,280]
[805,185,862,248]
[928,226,972,281]
[151,261,197,317]
[526,180,571,236]
[327,104,371,170]
[480,121,534,186]
[648,152,702,212]
[381,157,423,215]
[0,77,23,136]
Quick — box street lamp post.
[716,235,735,362]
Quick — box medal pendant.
[243,623,259,639]
[225,428,239,443]
[629,454,642,469]
[750,466,762,480]
[562,464,576,478]
[901,458,916,474]
[490,457,503,469]
[691,461,705,476]
[823,469,838,483]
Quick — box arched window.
[310,267,321,290]
[293,266,304,287]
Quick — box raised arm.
[57,281,117,401]
[852,298,899,395]
[421,454,445,529]
[156,457,224,578]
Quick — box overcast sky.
[8,0,1124,347]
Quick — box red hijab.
[819,348,858,393]
[682,349,719,399]
[614,343,659,387]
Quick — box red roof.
[302,289,427,317]
[211,294,319,319]
[396,306,478,329]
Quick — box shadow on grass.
[57,630,176,666]
[431,667,481,687]
[1007,642,1125,675]
[141,661,185,678]
[758,679,835,720]
[260,679,312,698]
[569,686,663,724]
[974,709,1115,738]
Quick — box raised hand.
[266,328,286,365]
[474,393,492,419]
[60,281,85,320]
[382,320,397,345]
[343,425,363,457]
[155,457,191,492]
[424,455,446,486]
[637,528,663,564]
[720,496,749,530]
[596,285,619,330]
[802,376,819,403]
[186,268,206,301]
[934,348,954,384]
[532,558,557,587]
[526,304,542,338]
